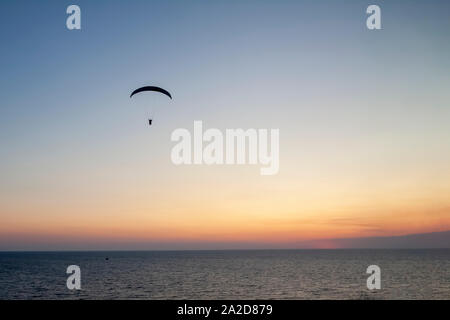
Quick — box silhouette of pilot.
[149,119,152,126]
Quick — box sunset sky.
[1,0,449,250]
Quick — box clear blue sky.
[1,0,450,250]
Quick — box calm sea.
[0,250,449,299]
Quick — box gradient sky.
[1,0,449,250]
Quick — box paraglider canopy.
[130,86,172,99]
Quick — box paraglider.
[130,86,172,125]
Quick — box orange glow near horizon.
[2,173,449,247]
